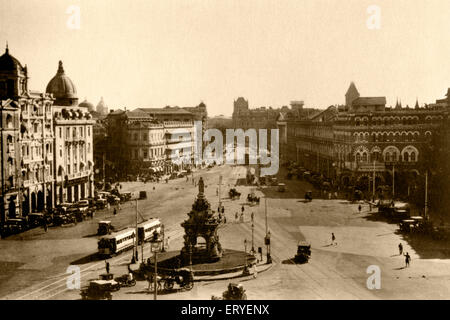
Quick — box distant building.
[96,97,108,115]
[278,82,449,201]
[105,103,208,177]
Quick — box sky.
[1,0,450,116]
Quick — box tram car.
[98,228,136,257]
[137,218,162,245]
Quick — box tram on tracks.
[98,218,162,257]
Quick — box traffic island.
[140,248,258,278]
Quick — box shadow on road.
[393,267,406,270]
[361,212,399,225]
[70,253,102,265]
[83,233,99,238]
[125,288,178,296]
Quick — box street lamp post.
[264,198,272,264]
[265,231,271,264]
[251,222,255,254]
[150,231,162,300]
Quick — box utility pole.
[424,170,428,218]
[153,248,157,300]
[264,197,271,264]
[135,199,138,262]
[102,152,106,190]
[372,160,376,199]
[251,221,255,254]
[392,164,395,199]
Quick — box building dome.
[46,60,78,106]
[79,98,95,112]
[0,46,25,72]
[96,97,108,115]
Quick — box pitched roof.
[135,107,193,115]
[345,82,360,96]
[352,97,386,106]
[126,110,153,119]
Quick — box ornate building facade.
[105,104,207,178]
[46,61,95,204]
[0,47,54,220]
[278,83,450,201]
[0,48,95,222]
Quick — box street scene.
[1,163,450,300]
[1,1,450,301]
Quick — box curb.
[194,262,274,282]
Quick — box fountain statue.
[180,177,223,263]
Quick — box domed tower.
[96,97,108,115]
[0,44,28,100]
[79,98,94,112]
[46,60,78,106]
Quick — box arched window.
[403,153,409,162]
[362,152,368,162]
[392,152,397,161]
[410,152,416,162]
[356,153,361,162]
[385,152,391,162]
[6,114,13,128]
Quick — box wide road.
[2,164,450,300]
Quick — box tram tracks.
[6,228,186,300]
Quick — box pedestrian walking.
[328,192,332,200]
[404,252,411,267]
[235,212,238,221]
[398,243,403,255]
[43,220,48,233]
[147,274,152,291]
[107,202,110,211]
[331,233,336,246]
[105,260,110,274]
[251,212,254,222]
[334,191,338,199]
[113,208,117,216]
[221,207,225,214]
[358,204,362,213]
[253,263,258,279]
[118,203,121,211]
[241,206,245,213]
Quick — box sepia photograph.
[0,0,450,306]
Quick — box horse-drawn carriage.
[159,267,194,291]
[229,188,241,200]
